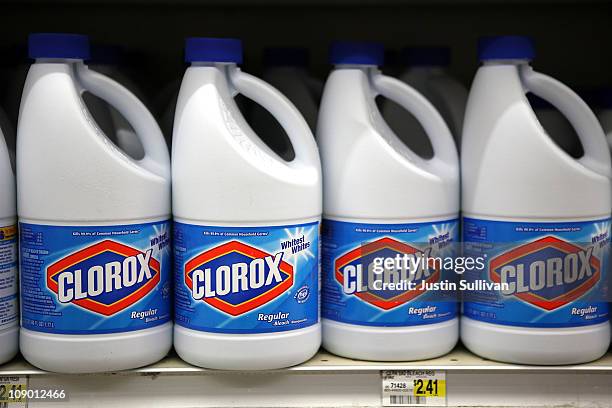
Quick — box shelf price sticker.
[382,370,446,407]
[0,376,27,407]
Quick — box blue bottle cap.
[263,47,309,67]
[329,41,384,66]
[478,36,535,61]
[402,46,451,67]
[185,37,243,64]
[28,33,90,60]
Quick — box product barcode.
[390,395,427,405]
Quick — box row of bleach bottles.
[0,33,610,373]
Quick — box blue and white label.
[174,221,319,334]
[0,224,17,331]
[20,221,172,334]
[322,219,459,327]
[463,217,610,328]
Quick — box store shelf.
[3,346,612,376]
[2,347,612,407]
[3,345,612,375]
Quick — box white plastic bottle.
[172,38,322,370]
[0,106,17,365]
[18,33,172,373]
[461,36,611,365]
[318,42,460,361]
[382,47,468,154]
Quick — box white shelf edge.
[2,347,611,376]
[2,348,611,407]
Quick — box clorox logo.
[184,241,294,316]
[334,237,440,310]
[46,240,161,316]
[490,236,600,311]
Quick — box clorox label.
[20,221,172,334]
[0,223,17,331]
[463,217,610,328]
[322,219,458,327]
[46,241,161,315]
[174,221,319,334]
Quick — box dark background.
[0,0,610,157]
[0,0,610,91]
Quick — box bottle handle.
[229,67,320,168]
[520,65,611,177]
[75,63,170,179]
[371,72,458,170]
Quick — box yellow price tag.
[382,370,447,406]
[0,378,27,404]
[413,379,446,397]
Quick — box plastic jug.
[172,38,322,370]
[18,33,172,373]
[382,47,468,155]
[0,107,17,365]
[461,36,611,365]
[318,42,460,361]
[157,75,249,151]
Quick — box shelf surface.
[2,346,612,376]
[2,347,612,407]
